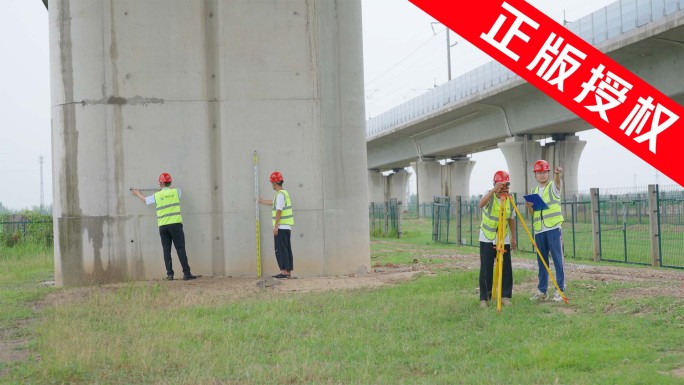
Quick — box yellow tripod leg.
[495,196,507,312]
[508,195,568,304]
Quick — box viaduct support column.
[367,169,409,204]
[367,170,385,204]
[388,169,410,204]
[542,134,586,199]
[498,136,542,200]
[50,0,369,285]
[412,159,443,206]
[443,158,476,199]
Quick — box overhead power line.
[364,29,442,87]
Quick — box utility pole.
[40,155,44,212]
[431,22,458,81]
[446,29,452,81]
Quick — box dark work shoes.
[166,275,174,281]
[183,274,198,281]
[272,273,289,279]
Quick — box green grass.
[2,226,684,384]
[7,271,684,384]
[0,250,53,322]
[0,250,54,376]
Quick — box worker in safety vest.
[478,170,517,308]
[132,173,197,281]
[526,160,565,302]
[258,171,294,279]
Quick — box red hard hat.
[270,171,283,183]
[493,170,510,183]
[159,173,172,183]
[533,160,550,173]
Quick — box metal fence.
[369,199,401,238]
[0,220,53,249]
[420,185,684,269]
[432,197,451,243]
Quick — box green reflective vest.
[154,188,183,227]
[532,183,563,232]
[479,195,513,241]
[272,189,294,227]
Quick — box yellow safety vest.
[154,188,183,227]
[532,183,563,232]
[480,195,513,241]
[272,189,294,227]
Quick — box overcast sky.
[0,0,677,210]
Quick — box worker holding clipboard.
[526,160,566,303]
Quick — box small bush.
[2,231,22,247]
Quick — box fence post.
[369,203,373,235]
[397,200,403,238]
[384,201,389,235]
[590,188,601,262]
[455,196,462,245]
[571,196,577,259]
[647,184,661,267]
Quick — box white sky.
[0,0,676,210]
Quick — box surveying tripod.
[491,194,569,312]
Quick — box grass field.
[1,220,684,384]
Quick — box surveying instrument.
[491,192,569,312]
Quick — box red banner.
[409,0,684,187]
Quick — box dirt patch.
[35,269,426,309]
[0,339,29,364]
[0,327,30,378]
[18,253,684,311]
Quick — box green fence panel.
[658,187,684,269]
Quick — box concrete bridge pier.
[542,134,587,199]
[498,136,542,201]
[368,170,386,203]
[367,169,410,204]
[50,0,370,285]
[412,159,443,206]
[443,158,476,198]
[388,169,410,204]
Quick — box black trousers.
[159,223,191,277]
[479,242,512,300]
[274,229,294,272]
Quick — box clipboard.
[523,194,549,211]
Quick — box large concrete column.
[367,170,385,203]
[443,158,476,198]
[388,169,410,204]
[542,134,586,199]
[50,0,370,285]
[498,136,542,200]
[412,159,443,205]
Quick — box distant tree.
[30,205,53,215]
